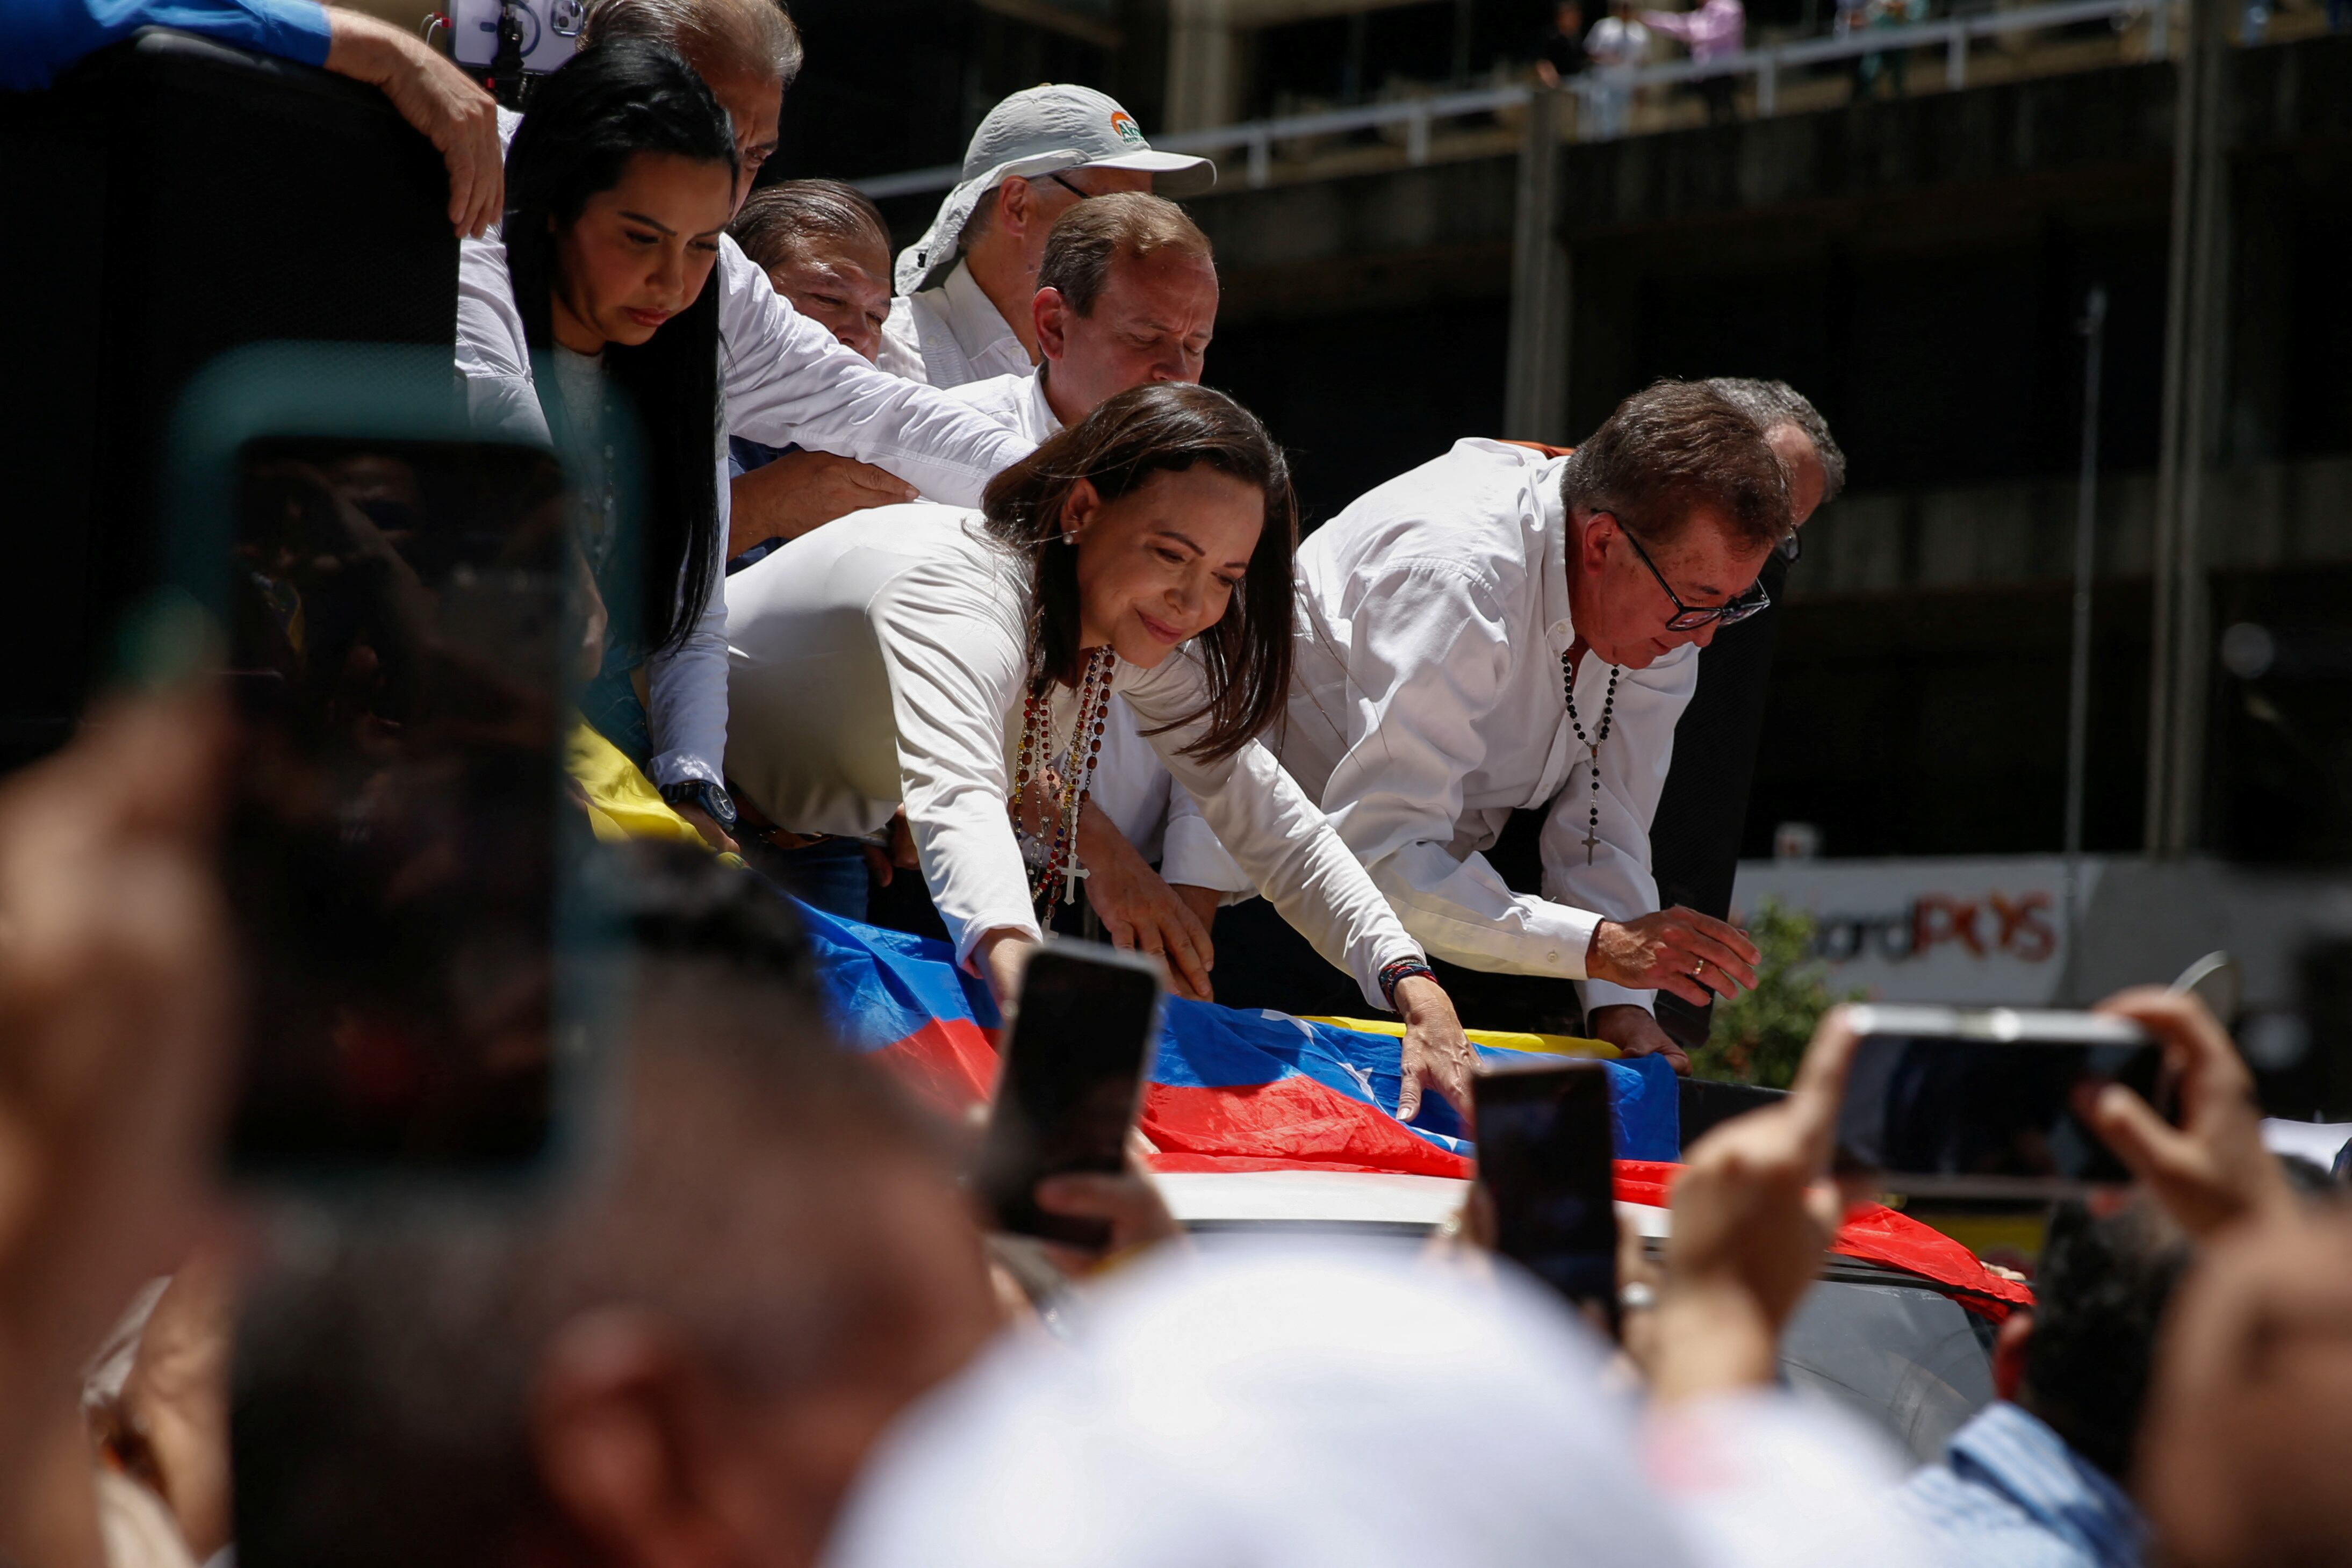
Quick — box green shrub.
[1690,897,1865,1089]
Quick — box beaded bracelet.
[1378,956,1437,1013]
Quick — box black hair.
[505,40,736,656]
[2019,1198,2192,1483]
[981,383,1298,765]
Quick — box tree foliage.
[1691,898,1865,1089]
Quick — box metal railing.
[854,0,2167,199]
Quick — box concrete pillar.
[1165,0,1241,133]
[1504,87,1572,444]
[2146,0,2231,856]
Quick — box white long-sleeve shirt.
[453,231,1034,788]
[877,257,1033,389]
[1278,438,1698,1016]
[722,505,1422,1007]
[944,371,1250,895]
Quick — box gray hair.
[1703,377,1845,506]
[580,0,804,86]
[730,178,891,274]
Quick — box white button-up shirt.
[878,258,1034,389]
[454,229,1034,792]
[723,505,1421,1005]
[943,371,1250,894]
[1278,438,1698,1016]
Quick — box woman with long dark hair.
[726,383,1476,1121]
[455,40,740,848]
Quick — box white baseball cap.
[894,84,1217,294]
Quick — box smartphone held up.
[1833,1005,2180,1199]
[975,940,1166,1251]
[1473,1058,1620,1329]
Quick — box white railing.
[853,0,2166,199]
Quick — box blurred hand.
[728,451,919,556]
[1587,907,1760,1008]
[1392,974,1476,1125]
[2088,987,2292,1244]
[1033,1153,1185,1277]
[2139,1212,2352,1568]
[323,9,502,238]
[861,809,919,888]
[1076,804,1212,1002]
[0,692,233,1568]
[1587,1004,1691,1075]
[102,1247,239,1562]
[1651,1005,1862,1401]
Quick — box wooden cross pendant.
[1063,857,1087,904]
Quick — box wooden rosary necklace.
[1010,645,1118,908]
[1561,650,1622,866]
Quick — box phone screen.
[221,437,572,1177]
[1835,1009,2174,1197]
[1475,1060,1619,1319]
[976,944,1164,1249]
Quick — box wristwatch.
[659,779,738,835]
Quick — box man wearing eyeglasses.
[877,84,1216,389]
[1248,380,1795,1070]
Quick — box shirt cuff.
[262,0,335,67]
[1579,980,1657,1017]
[649,750,722,790]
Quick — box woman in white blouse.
[726,384,1475,1121]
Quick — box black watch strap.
[660,779,737,832]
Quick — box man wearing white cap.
[878,83,1216,389]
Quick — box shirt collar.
[1029,369,1065,440]
[1535,454,1577,657]
[939,259,1024,364]
[1948,1402,2148,1568]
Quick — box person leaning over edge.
[724,384,1479,1121]
[724,181,920,563]
[1242,380,1790,1070]
[877,83,1217,390]
[464,0,1036,848]
[939,192,1251,1000]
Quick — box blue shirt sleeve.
[6,0,334,91]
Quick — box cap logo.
[1109,110,1146,147]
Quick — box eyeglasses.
[1613,518,1772,632]
[1046,172,1096,202]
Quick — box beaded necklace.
[1560,650,1623,866]
[1010,645,1118,907]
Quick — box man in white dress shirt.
[943,193,1250,999]
[878,84,1215,390]
[1261,381,1793,1067]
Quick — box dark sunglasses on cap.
[1610,517,1772,632]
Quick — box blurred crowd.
[9,3,2352,1567]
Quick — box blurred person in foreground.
[879,84,1215,389]
[822,1004,1925,1568]
[1896,1200,2184,1568]
[1892,988,2294,1568]
[1219,380,1787,1066]
[9,0,502,236]
[724,181,919,565]
[232,846,1004,1568]
[0,685,234,1568]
